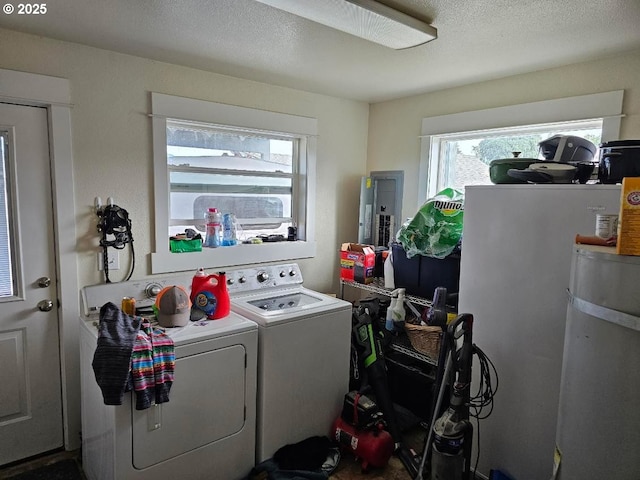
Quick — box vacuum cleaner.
[415,313,475,480]
[343,295,495,480]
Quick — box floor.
[330,425,427,480]
[0,450,85,480]
[0,444,424,480]
[0,427,427,480]
[330,450,419,480]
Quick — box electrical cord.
[470,344,498,419]
[469,343,499,475]
[97,204,135,283]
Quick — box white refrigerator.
[457,184,621,480]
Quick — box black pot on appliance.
[598,140,640,184]
[538,135,597,183]
[539,135,597,163]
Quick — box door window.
[0,129,16,298]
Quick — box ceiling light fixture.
[254,0,437,49]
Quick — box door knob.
[37,300,53,312]
[37,277,51,288]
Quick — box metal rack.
[339,279,432,307]
[339,278,437,366]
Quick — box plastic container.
[384,250,395,289]
[391,242,460,302]
[385,292,398,332]
[391,288,406,330]
[222,213,238,246]
[190,268,230,319]
[204,208,222,248]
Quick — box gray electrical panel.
[358,170,404,247]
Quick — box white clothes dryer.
[79,275,258,480]
[227,263,352,462]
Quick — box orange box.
[616,177,640,256]
[340,243,375,284]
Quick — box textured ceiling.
[1,0,640,102]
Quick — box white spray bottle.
[392,288,406,330]
[384,250,395,289]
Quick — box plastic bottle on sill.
[222,213,238,246]
[204,208,222,248]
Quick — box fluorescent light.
[254,0,437,49]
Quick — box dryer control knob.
[145,283,162,298]
[289,270,297,277]
[227,278,235,285]
[279,271,286,278]
[257,271,269,283]
[239,276,247,284]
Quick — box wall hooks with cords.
[95,197,135,283]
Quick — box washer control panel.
[81,263,304,316]
[226,263,302,294]
[81,272,193,316]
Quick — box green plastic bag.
[397,188,464,259]
[169,238,202,253]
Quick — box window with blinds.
[166,120,299,239]
[0,131,15,297]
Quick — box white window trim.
[418,90,624,204]
[150,93,317,274]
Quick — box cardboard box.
[340,243,375,284]
[616,177,640,256]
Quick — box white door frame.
[0,68,80,451]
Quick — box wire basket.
[404,323,442,359]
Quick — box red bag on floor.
[332,416,394,472]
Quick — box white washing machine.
[79,275,258,480]
[227,263,352,462]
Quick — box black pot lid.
[599,140,640,148]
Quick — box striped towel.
[131,319,175,410]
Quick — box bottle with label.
[204,208,222,248]
[222,213,238,246]
[190,268,230,320]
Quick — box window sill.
[150,240,317,274]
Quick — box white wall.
[0,27,369,295]
[367,48,640,220]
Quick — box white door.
[0,102,63,465]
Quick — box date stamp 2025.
[3,3,47,15]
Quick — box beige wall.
[0,28,369,294]
[368,48,640,221]
[2,25,640,457]
[4,28,638,294]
